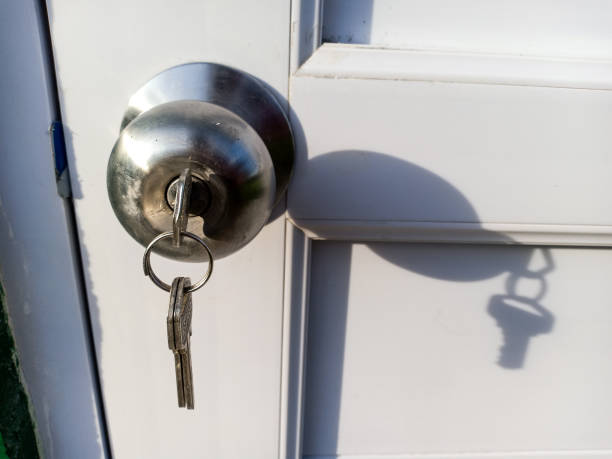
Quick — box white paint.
[303,242,612,456]
[288,76,612,244]
[322,0,612,59]
[0,1,105,457]
[47,1,290,457]
[305,453,612,459]
[290,219,612,247]
[300,44,612,91]
[279,222,311,459]
[286,3,612,458]
[46,1,612,458]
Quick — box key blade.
[173,351,186,407]
[172,168,192,247]
[181,338,194,410]
[174,278,194,409]
[168,277,188,408]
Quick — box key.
[167,277,194,408]
[172,168,192,247]
[173,277,194,409]
[147,231,212,410]
[167,277,186,407]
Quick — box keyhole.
[165,175,212,217]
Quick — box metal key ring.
[143,231,213,293]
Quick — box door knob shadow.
[293,150,556,456]
[289,149,555,364]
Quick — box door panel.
[322,0,612,59]
[289,2,612,246]
[47,1,290,457]
[304,242,612,457]
[288,7,612,453]
[289,69,612,234]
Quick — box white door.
[47,1,612,458]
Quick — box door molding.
[0,1,107,457]
[290,218,612,247]
[278,219,612,458]
[279,220,312,459]
[298,43,612,91]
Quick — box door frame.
[279,221,311,459]
[0,1,108,458]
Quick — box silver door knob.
[107,63,294,260]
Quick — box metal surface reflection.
[107,63,294,260]
[121,62,294,202]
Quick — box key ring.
[143,231,213,293]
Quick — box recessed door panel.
[304,242,612,456]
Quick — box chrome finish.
[108,63,294,260]
[172,169,192,247]
[143,231,213,293]
[121,62,294,204]
[109,100,276,260]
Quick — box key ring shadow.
[288,149,557,454]
[290,149,556,363]
[253,84,557,455]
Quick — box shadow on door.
[292,150,556,456]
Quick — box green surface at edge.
[0,282,40,459]
[0,431,9,459]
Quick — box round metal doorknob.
[107,63,294,261]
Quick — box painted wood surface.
[46,1,612,458]
[304,243,612,457]
[322,0,612,59]
[0,1,106,457]
[287,2,612,458]
[289,66,612,245]
[300,44,612,90]
[47,1,290,457]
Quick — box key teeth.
[184,350,195,410]
[497,338,528,369]
[180,346,194,410]
[174,352,186,407]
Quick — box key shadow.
[369,232,556,370]
[287,149,557,455]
